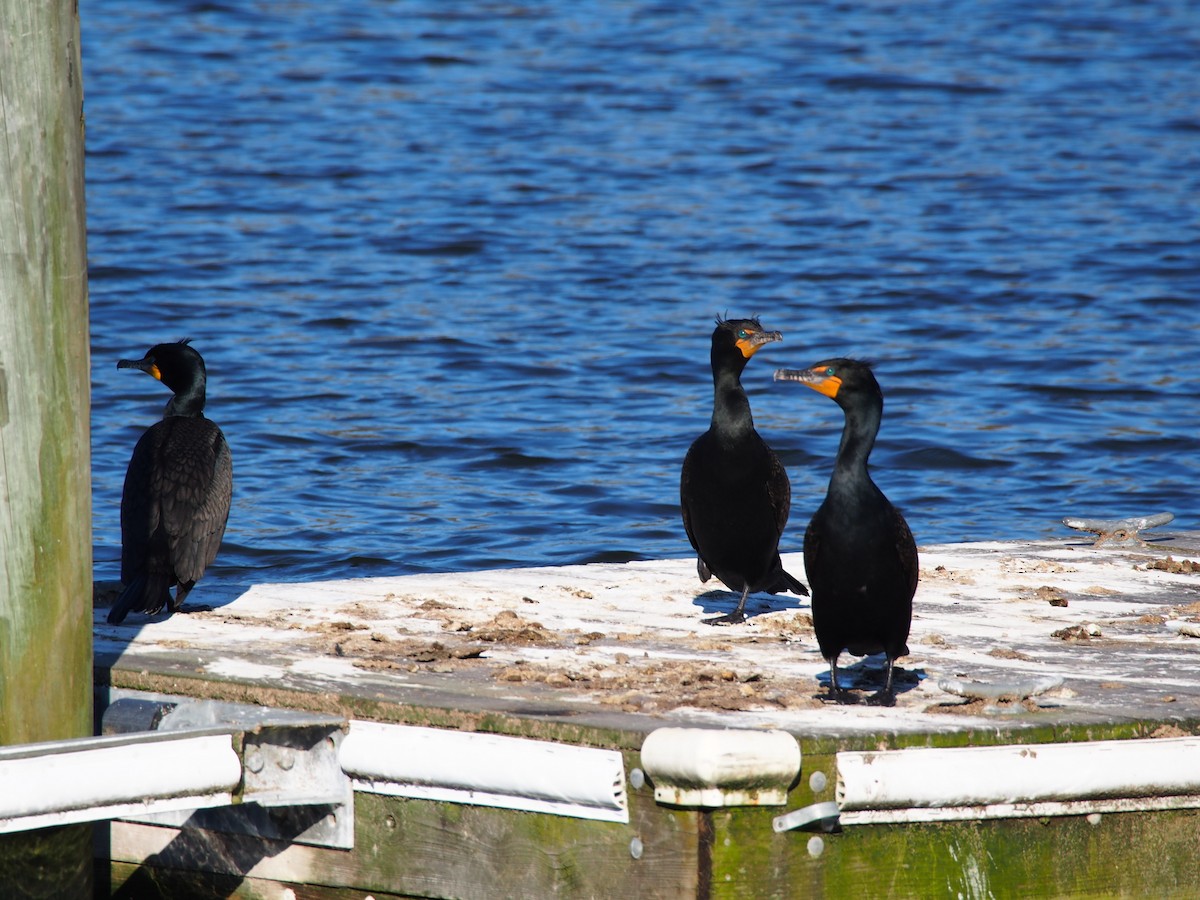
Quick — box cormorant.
[774,359,917,704]
[680,316,808,625]
[108,340,233,625]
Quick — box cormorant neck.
[831,396,882,482]
[164,380,207,418]
[710,364,755,439]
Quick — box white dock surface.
[95,534,1200,738]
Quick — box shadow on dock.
[691,587,806,621]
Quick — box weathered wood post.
[0,0,93,895]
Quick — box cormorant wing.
[765,446,792,540]
[161,420,233,584]
[119,425,162,585]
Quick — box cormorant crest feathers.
[714,313,763,329]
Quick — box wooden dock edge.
[89,685,1200,899]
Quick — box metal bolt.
[807,836,825,858]
[629,837,644,860]
[629,768,645,790]
[809,771,827,793]
[278,749,295,771]
[246,751,264,774]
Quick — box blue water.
[84,1,1200,595]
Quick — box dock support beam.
[0,0,92,896]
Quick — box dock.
[89,532,1200,897]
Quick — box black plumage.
[681,317,807,625]
[774,359,917,703]
[108,340,232,625]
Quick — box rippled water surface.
[84,1,1200,595]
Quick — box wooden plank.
[93,537,1200,895]
[104,780,699,899]
[96,535,1200,747]
[768,811,1200,900]
[350,791,696,899]
[101,779,1200,898]
[104,860,415,900]
[106,803,1200,899]
[706,806,1200,898]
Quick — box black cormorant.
[774,359,917,703]
[108,340,233,625]
[681,317,807,625]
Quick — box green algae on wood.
[0,0,91,894]
[0,0,91,748]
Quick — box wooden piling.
[0,0,92,895]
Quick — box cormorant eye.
[824,366,836,376]
[736,329,749,339]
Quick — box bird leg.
[704,584,750,626]
[825,656,853,703]
[866,658,898,707]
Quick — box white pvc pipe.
[340,721,628,823]
[0,732,241,833]
[839,736,1200,816]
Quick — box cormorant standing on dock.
[774,359,917,704]
[108,340,232,625]
[681,317,807,625]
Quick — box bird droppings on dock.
[1145,556,1200,575]
[94,534,1200,737]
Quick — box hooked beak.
[774,367,841,398]
[737,330,782,359]
[117,358,162,381]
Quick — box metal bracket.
[773,801,841,833]
[100,690,353,849]
[1063,512,1174,547]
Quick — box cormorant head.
[711,315,782,365]
[774,358,881,408]
[118,339,207,396]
